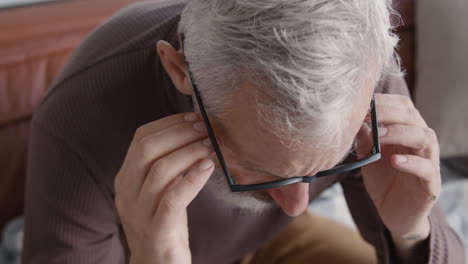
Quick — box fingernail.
[378,127,388,137]
[184,113,198,122]
[193,122,207,132]
[198,159,213,171]
[202,137,212,147]
[395,155,408,163]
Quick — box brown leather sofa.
[0,0,416,230]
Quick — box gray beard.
[205,167,276,214]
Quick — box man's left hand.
[356,93,441,261]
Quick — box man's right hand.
[114,112,215,264]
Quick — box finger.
[133,112,200,140]
[129,119,208,173]
[130,121,208,194]
[390,154,440,183]
[374,93,415,108]
[162,158,214,210]
[116,112,204,200]
[365,104,427,127]
[355,122,373,158]
[152,158,214,227]
[116,113,195,190]
[136,138,214,217]
[379,125,439,159]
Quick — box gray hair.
[178,0,401,149]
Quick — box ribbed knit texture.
[22,1,465,264]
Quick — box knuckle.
[413,108,422,118]
[150,159,169,178]
[378,104,390,113]
[114,175,121,193]
[390,126,406,140]
[137,136,155,160]
[426,128,437,141]
[114,177,126,204]
[182,174,199,189]
[422,127,437,143]
[186,142,202,155]
[134,125,148,141]
[405,107,419,120]
[412,157,425,170]
[114,168,127,191]
[430,162,442,183]
[159,195,181,211]
[389,125,402,135]
[135,134,162,162]
[401,96,414,107]
[433,161,441,174]
[413,140,425,150]
[114,195,127,214]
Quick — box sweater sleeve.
[22,122,127,264]
[340,71,466,263]
[341,172,465,264]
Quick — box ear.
[156,40,193,95]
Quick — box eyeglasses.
[180,34,381,192]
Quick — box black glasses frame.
[180,34,381,192]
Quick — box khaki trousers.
[240,211,377,264]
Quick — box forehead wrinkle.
[209,89,355,179]
[214,123,289,179]
[241,139,356,179]
[215,109,356,179]
[239,159,288,179]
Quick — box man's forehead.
[206,78,361,177]
[213,109,357,179]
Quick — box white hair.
[179,0,401,149]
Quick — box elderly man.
[23,0,464,264]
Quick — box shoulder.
[36,0,187,129]
[54,0,186,86]
[32,1,190,190]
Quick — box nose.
[267,182,310,217]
